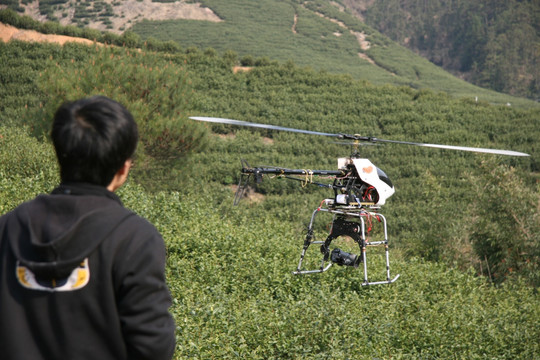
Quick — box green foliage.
[1,39,539,359]
[24,44,208,190]
[2,122,538,358]
[2,39,538,278]
[467,159,540,286]
[177,52,539,287]
[0,124,58,214]
[143,36,182,53]
[129,0,539,108]
[0,41,48,125]
[119,31,141,48]
[107,177,540,360]
[37,0,69,21]
[0,8,41,29]
[3,2,538,107]
[0,2,23,13]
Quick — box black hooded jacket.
[0,183,176,360]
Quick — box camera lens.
[330,248,361,267]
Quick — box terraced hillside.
[2,0,538,108]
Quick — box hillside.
[342,0,540,100]
[0,13,539,358]
[2,120,538,359]
[130,0,538,107]
[2,0,538,109]
[0,0,221,33]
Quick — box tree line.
[343,0,540,100]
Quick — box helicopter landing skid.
[292,201,400,286]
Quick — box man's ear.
[107,159,132,192]
[117,160,131,175]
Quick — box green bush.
[1,49,539,357]
[2,123,537,359]
[467,159,540,286]
[26,45,208,190]
[0,124,58,213]
[119,184,540,360]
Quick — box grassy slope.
[131,0,538,109]
[1,33,538,359]
[1,123,538,359]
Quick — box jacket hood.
[5,183,132,280]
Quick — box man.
[0,96,176,359]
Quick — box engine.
[333,158,395,207]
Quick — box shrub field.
[0,20,539,359]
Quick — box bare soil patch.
[0,22,96,45]
[5,0,221,34]
[231,184,265,203]
[233,66,253,74]
[0,1,222,47]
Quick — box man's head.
[51,96,138,187]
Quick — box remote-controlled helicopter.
[190,116,530,286]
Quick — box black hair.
[51,96,138,187]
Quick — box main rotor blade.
[189,116,340,138]
[372,138,530,157]
[190,116,530,157]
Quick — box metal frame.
[292,201,400,286]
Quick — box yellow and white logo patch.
[16,258,90,292]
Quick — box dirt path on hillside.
[300,5,376,65]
